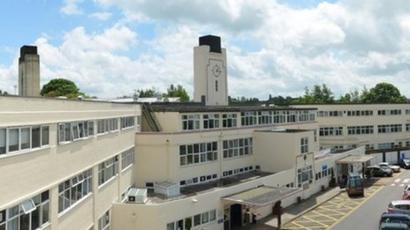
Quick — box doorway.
[230,204,242,229]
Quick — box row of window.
[167,209,217,230]
[347,126,374,135]
[222,165,254,177]
[182,110,315,130]
[0,126,49,156]
[59,121,94,143]
[0,191,49,230]
[318,109,407,117]
[58,169,93,213]
[179,142,218,166]
[347,110,373,116]
[315,167,333,181]
[180,173,218,187]
[378,124,402,133]
[378,109,402,116]
[222,138,253,159]
[319,127,343,136]
[97,118,118,134]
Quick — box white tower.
[193,35,228,106]
[18,45,40,97]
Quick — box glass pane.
[8,129,19,152]
[167,223,175,230]
[6,218,18,230]
[0,129,5,154]
[31,207,40,229]
[20,212,30,230]
[21,199,36,214]
[32,127,41,148]
[20,128,30,150]
[42,203,49,224]
[42,127,49,146]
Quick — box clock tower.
[193,35,228,106]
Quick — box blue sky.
[0,0,409,99]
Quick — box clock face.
[211,64,222,77]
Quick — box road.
[332,169,410,230]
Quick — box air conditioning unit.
[127,188,147,204]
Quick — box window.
[241,112,257,126]
[98,156,119,186]
[300,137,308,154]
[273,111,286,123]
[0,191,49,230]
[98,210,110,230]
[182,114,200,130]
[179,142,217,166]
[258,111,272,125]
[222,113,237,128]
[58,169,92,213]
[203,114,220,129]
[32,127,41,148]
[0,129,5,154]
[42,127,49,146]
[121,148,134,170]
[223,137,253,159]
[59,121,94,143]
[406,124,410,132]
[347,126,374,135]
[215,80,218,92]
[97,118,118,134]
[20,128,30,150]
[319,127,343,136]
[167,209,216,230]
[222,165,254,177]
[377,124,402,133]
[286,111,297,122]
[180,173,218,187]
[298,166,313,187]
[121,116,135,129]
[8,128,19,152]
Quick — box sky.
[0,0,410,99]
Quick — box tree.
[294,84,334,104]
[163,84,190,102]
[41,78,84,99]
[136,88,161,98]
[0,90,8,96]
[338,89,360,103]
[361,82,406,103]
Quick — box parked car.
[380,222,409,230]
[388,200,410,215]
[401,159,410,169]
[380,162,401,173]
[380,212,410,228]
[346,174,364,197]
[402,185,410,200]
[366,165,393,177]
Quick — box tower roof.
[199,35,222,53]
[20,45,38,58]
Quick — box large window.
[222,165,254,177]
[179,173,218,187]
[121,116,135,129]
[258,111,272,125]
[203,114,220,129]
[0,126,49,156]
[241,112,257,126]
[298,165,313,187]
[97,118,118,134]
[98,210,110,230]
[182,114,200,130]
[0,191,49,230]
[300,137,308,154]
[179,142,218,166]
[167,209,217,230]
[59,121,94,143]
[319,127,343,136]
[377,124,402,133]
[98,156,119,186]
[58,169,92,213]
[273,111,286,123]
[222,138,253,159]
[121,147,134,170]
[222,113,237,128]
[347,126,374,135]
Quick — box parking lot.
[283,185,383,230]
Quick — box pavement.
[244,169,409,230]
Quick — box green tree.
[136,88,161,98]
[163,84,190,102]
[41,78,84,99]
[361,82,406,103]
[294,84,334,104]
[0,90,8,96]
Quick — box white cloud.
[4,0,410,100]
[89,12,112,21]
[61,0,83,15]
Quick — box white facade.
[0,96,141,230]
[193,36,228,106]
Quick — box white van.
[388,200,410,215]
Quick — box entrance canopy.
[222,186,301,207]
[336,155,374,164]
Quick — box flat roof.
[336,155,374,164]
[149,103,317,113]
[223,186,301,206]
